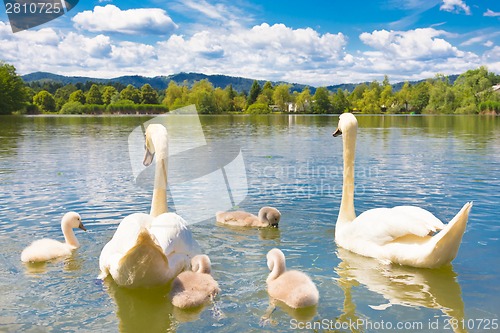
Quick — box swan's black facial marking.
[333,128,342,137]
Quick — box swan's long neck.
[150,157,168,217]
[267,256,286,282]
[338,129,357,223]
[62,224,79,247]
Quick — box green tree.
[140,84,159,104]
[54,84,77,111]
[261,81,274,104]
[425,75,456,114]
[0,62,28,114]
[348,83,368,111]
[395,81,412,112]
[120,84,140,104]
[60,101,84,114]
[233,94,247,112]
[409,81,430,113]
[247,80,261,106]
[163,81,189,110]
[33,90,56,113]
[272,84,292,111]
[189,79,216,114]
[224,84,237,111]
[359,81,381,113]
[69,90,86,104]
[295,87,312,112]
[246,103,271,114]
[331,88,349,113]
[86,84,103,105]
[102,86,118,105]
[379,85,394,112]
[313,87,331,113]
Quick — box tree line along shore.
[1,62,499,116]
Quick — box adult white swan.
[332,113,472,268]
[98,124,201,288]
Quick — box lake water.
[0,114,498,333]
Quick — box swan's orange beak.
[333,128,342,137]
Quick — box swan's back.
[216,211,258,226]
[267,270,319,308]
[21,239,73,263]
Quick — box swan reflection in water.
[335,248,466,333]
[103,277,221,332]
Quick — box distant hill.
[21,71,460,93]
[21,72,310,93]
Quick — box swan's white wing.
[150,212,201,256]
[98,213,154,279]
[352,206,445,245]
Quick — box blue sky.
[0,0,499,86]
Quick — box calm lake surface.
[0,114,499,333]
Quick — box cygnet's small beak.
[332,128,342,137]
[79,222,87,231]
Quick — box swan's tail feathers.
[431,202,472,267]
[114,228,170,288]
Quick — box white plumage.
[21,212,86,263]
[333,113,472,268]
[98,124,200,288]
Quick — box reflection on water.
[0,115,498,332]
[103,278,176,332]
[335,248,466,333]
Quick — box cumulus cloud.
[359,28,461,60]
[1,16,495,86]
[72,5,178,35]
[440,0,471,15]
[483,9,500,17]
[154,23,349,81]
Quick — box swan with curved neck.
[265,248,319,309]
[333,113,472,268]
[98,124,200,288]
[21,212,86,263]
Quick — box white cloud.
[154,23,349,82]
[359,28,461,60]
[484,40,494,47]
[72,5,178,35]
[440,0,471,15]
[1,16,496,86]
[483,9,500,17]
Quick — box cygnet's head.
[267,248,286,272]
[144,124,168,166]
[191,254,212,274]
[259,207,281,227]
[332,113,358,137]
[62,212,86,231]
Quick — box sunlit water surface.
[0,114,498,332]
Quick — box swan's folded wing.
[98,213,154,278]
[150,213,201,256]
[353,206,445,245]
